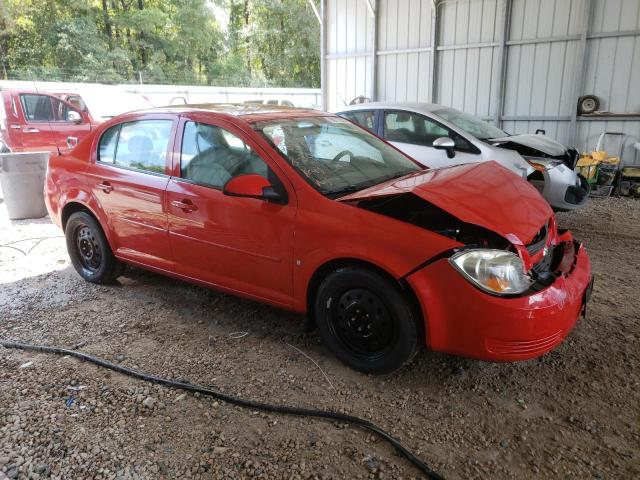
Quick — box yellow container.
[591,151,608,161]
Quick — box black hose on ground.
[0,339,445,480]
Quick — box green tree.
[0,0,320,87]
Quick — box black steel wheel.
[315,267,420,374]
[66,211,123,284]
[75,225,102,272]
[329,288,396,360]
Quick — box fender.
[59,190,117,253]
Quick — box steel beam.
[320,0,327,110]
[493,0,512,127]
[428,1,438,103]
[325,52,373,59]
[587,29,640,39]
[369,0,378,100]
[568,0,595,147]
[377,46,433,56]
[437,41,500,51]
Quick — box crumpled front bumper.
[542,163,589,211]
[406,235,592,361]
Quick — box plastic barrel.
[0,152,50,220]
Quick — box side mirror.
[67,110,82,124]
[223,174,286,203]
[433,136,456,159]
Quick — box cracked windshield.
[255,117,421,196]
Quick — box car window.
[97,120,172,174]
[341,111,375,133]
[180,121,269,189]
[65,95,87,112]
[98,125,119,164]
[383,110,473,151]
[52,98,80,122]
[20,94,54,122]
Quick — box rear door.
[381,110,480,168]
[0,93,21,151]
[165,116,296,307]
[87,116,176,269]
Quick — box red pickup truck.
[0,89,93,153]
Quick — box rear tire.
[314,267,419,374]
[65,211,123,284]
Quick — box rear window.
[340,110,375,133]
[97,120,172,174]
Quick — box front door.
[88,117,176,269]
[381,110,480,168]
[17,93,58,152]
[166,118,295,307]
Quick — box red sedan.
[45,104,593,374]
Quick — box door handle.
[171,199,197,212]
[97,181,113,193]
[9,124,21,130]
[23,127,40,133]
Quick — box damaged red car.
[45,105,593,374]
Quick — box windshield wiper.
[324,183,373,197]
[324,170,417,198]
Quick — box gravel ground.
[0,196,639,480]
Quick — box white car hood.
[489,134,568,157]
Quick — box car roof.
[129,103,330,123]
[0,88,76,96]
[336,102,448,114]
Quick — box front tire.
[314,267,420,374]
[65,211,123,284]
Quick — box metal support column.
[568,0,594,147]
[369,0,378,100]
[428,0,438,103]
[493,0,512,127]
[320,0,327,111]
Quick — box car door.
[87,116,176,269]
[381,110,480,168]
[16,93,59,152]
[50,96,92,150]
[165,117,296,307]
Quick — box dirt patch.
[1,197,639,479]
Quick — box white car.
[336,103,589,211]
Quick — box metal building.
[320,0,640,164]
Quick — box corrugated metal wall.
[323,0,640,164]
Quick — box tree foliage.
[0,0,320,87]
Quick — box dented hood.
[338,161,552,244]
[489,134,567,157]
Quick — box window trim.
[382,109,480,155]
[96,119,173,176]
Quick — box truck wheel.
[314,267,419,374]
[65,211,123,284]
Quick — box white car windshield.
[434,107,508,141]
[254,116,421,197]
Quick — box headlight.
[526,158,562,171]
[449,249,534,295]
